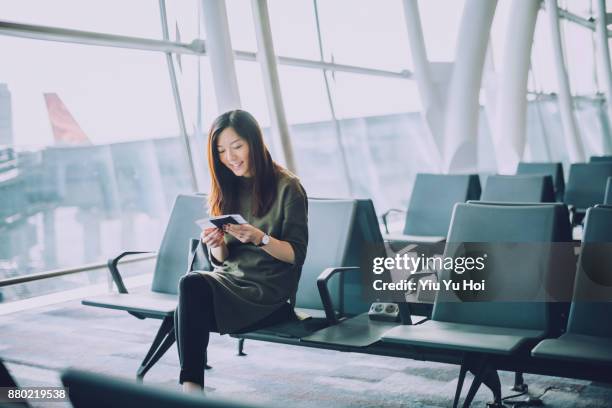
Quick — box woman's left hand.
[224,223,264,245]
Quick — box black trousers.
[175,272,218,387]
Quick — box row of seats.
[384,162,612,245]
[590,155,612,162]
[76,194,612,407]
[80,162,612,406]
[383,203,612,406]
[77,195,612,404]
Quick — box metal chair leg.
[453,363,469,408]
[462,356,488,408]
[482,368,503,406]
[512,371,528,392]
[237,338,246,356]
[136,315,176,380]
[204,351,212,370]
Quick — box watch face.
[262,234,270,246]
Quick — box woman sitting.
[175,110,308,392]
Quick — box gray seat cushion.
[82,292,178,317]
[532,334,612,364]
[381,320,545,355]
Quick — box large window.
[4,0,610,303]
[0,36,193,302]
[316,0,412,70]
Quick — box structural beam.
[201,0,241,112]
[251,0,296,173]
[443,0,497,173]
[545,0,586,162]
[401,0,443,170]
[493,0,540,174]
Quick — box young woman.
[175,110,308,392]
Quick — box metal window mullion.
[201,0,241,112]
[313,0,354,197]
[0,20,413,79]
[0,19,201,54]
[158,0,199,192]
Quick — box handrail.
[0,253,157,287]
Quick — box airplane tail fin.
[44,93,91,145]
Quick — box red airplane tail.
[44,93,91,145]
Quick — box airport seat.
[382,173,481,244]
[605,177,612,205]
[240,198,430,350]
[481,174,555,203]
[0,358,30,407]
[319,199,436,324]
[61,368,260,408]
[382,201,573,407]
[589,155,612,163]
[84,196,361,378]
[0,359,18,389]
[532,206,612,366]
[516,162,565,202]
[82,194,208,379]
[233,199,362,348]
[564,163,612,225]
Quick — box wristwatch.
[258,233,270,247]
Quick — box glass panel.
[575,97,609,157]
[2,0,161,38]
[166,0,201,42]
[0,37,193,302]
[172,54,219,191]
[233,60,281,162]
[525,97,568,164]
[316,0,412,70]
[329,72,422,118]
[268,0,320,60]
[226,0,257,52]
[418,0,465,62]
[563,0,593,20]
[563,21,598,95]
[276,66,347,197]
[327,72,433,212]
[476,108,497,173]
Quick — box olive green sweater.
[198,170,308,334]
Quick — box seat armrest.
[108,251,156,293]
[316,266,360,325]
[381,208,406,234]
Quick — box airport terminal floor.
[3,283,612,408]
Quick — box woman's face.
[217,127,251,177]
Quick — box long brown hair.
[207,110,280,217]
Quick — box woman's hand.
[224,223,264,245]
[200,227,225,248]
